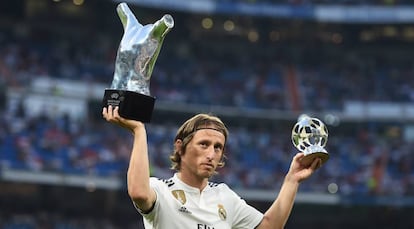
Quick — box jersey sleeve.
[133,177,163,223]
[223,184,264,228]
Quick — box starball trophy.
[291,114,329,167]
[102,2,174,122]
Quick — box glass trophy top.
[110,3,174,96]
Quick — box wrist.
[284,173,300,185]
[132,122,145,135]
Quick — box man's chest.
[160,188,232,228]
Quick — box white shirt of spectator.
[136,173,263,228]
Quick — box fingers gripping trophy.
[291,114,329,167]
[103,2,174,122]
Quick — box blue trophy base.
[103,89,155,123]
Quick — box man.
[103,105,321,229]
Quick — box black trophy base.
[103,89,155,123]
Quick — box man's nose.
[206,146,215,160]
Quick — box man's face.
[180,126,225,179]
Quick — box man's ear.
[174,139,183,154]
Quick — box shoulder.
[150,177,176,187]
[209,181,249,201]
[207,181,237,195]
[150,177,175,186]
[207,181,226,189]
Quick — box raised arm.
[102,105,156,212]
[256,153,321,229]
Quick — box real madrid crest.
[172,190,186,205]
[218,204,227,221]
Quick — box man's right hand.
[102,105,145,134]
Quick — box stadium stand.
[1,0,414,228]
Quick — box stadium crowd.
[1,1,414,229]
[203,0,409,6]
[1,24,413,197]
[0,213,134,229]
[1,26,414,112]
[1,104,413,196]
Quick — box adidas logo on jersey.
[178,206,192,214]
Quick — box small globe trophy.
[291,114,329,167]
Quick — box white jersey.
[136,173,263,229]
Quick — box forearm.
[258,175,299,229]
[257,153,320,229]
[126,123,154,210]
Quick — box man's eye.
[200,143,208,147]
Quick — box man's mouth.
[201,163,214,169]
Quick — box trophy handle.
[146,15,174,78]
[117,3,141,31]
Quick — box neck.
[177,172,208,191]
